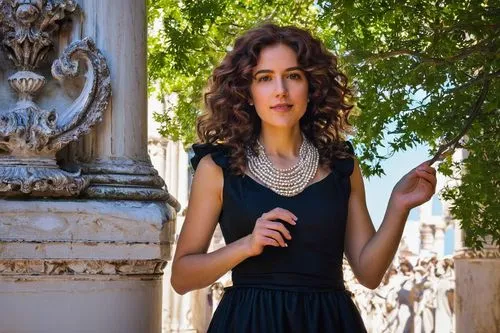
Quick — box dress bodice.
[191,142,355,290]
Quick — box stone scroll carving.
[0,0,111,197]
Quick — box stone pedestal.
[0,278,163,333]
[0,0,176,332]
[454,246,500,333]
[0,199,175,333]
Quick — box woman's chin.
[261,118,302,129]
[265,123,298,130]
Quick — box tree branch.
[446,70,500,94]
[435,22,499,35]
[364,49,441,64]
[362,39,494,65]
[405,103,430,112]
[429,79,491,165]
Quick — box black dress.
[191,143,367,333]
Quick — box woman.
[171,23,437,332]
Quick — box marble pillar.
[433,223,446,258]
[448,149,500,332]
[454,245,500,333]
[419,223,435,253]
[0,1,176,332]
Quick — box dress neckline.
[242,171,334,198]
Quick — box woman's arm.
[171,155,249,294]
[171,154,296,295]
[344,159,436,289]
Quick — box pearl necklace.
[246,135,319,197]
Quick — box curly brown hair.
[197,23,355,175]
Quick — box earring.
[249,101,254,106]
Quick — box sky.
[363,142,455,256]
[363,143,429,228]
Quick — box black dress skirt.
[191,143,367,333]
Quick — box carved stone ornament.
[0,259,167,276]
[0,0,111,197]
[454,245,500,259]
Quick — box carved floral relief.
[0,0,111,197]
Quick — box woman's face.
[249,43,309,129]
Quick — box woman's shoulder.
[190,145,226,197]
[331,140,356,177]
[343,140,355,155]
[191,143,231,172]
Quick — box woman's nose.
[274,77,288,97]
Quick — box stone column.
[0,1,176,332]
[450,149,500,333]
[454,245,500,333]
[75,0,177,208]
[419,223,435,253]
[433,223,446,258]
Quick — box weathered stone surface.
[0,1,175,332]
[0,278,163,333]
[455,246,500,333]
[0,0,77,70]
[454,245,500,259]
[0,199,175,244]
[0,0,112,198]
[0,259,166,276]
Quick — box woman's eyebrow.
[253,67,304,77]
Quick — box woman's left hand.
[390,161,437,212]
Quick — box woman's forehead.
[253,44,299,72]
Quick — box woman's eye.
[288,73,301,80]
[257,75,272,82]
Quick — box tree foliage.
[148,0,320,144]
[147,0,499,249]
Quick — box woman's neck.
[258,125,302,159]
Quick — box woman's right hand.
[244,207,297,257]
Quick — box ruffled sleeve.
[190,143,231,171]
[332,141,355,177]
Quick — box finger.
[263,230,286,247]
[262,221,292,240]
[417,164,436,175]
[271,207,298,223]
[416,169,437,186]
[420,159,434,167]
[420,176,436,193]
[255,217,267,225]
[260,213,296,226]
[262,208,297,225]
[263,237,280,247]
[416,170,437,192]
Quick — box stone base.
[0,198,175,333]
[0,276,163,333]
[0,199,175,255]
[454,247,500,333]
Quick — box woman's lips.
[271,104,293,112]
